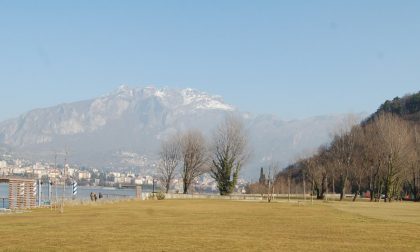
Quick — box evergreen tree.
[259,167,266,185]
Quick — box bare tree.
[374,113,414,202]
[180,130,209,194]
[157,135,181,193]
[409,126,420,201]
[350,126,368,201]
[267,162,280,203]
[362,122,387,202]
[304,146,329,200]
[330,116,359,201]
[210,115,249,195]
[301,156,318,202]
[285,112,420,203]
[317,146,331,200]
[246,181,267,196]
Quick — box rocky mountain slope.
[0,85,355,178]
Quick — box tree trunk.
[311,179,314,204]
[320,175,327,200]
[316,188,321,199]
[352,192,358,202]
[183,178,189,194]
[340,189,344,201]
[325,175,329,201]
[165,181,170,194]
[339,176,347,201]
[376,182,382,202]
[353,183,360,202]
[369,189,374,202]
[413,170,418,201]
[385,175,391,203]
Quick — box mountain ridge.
[0,85,355,178]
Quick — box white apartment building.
[77,171,91,180]
[0,160,7,168]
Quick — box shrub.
[147,192,165,200]
[156,191,166,200]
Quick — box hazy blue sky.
[1,1,420,121]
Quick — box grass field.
[1,199,420,252]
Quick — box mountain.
[0,85,355,178]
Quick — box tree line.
[156,115,249,196]
[247,92,420,202]
[271,112,420,202]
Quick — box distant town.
[0,153,248,194]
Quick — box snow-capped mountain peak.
[179,88,234,111]
[108,85,234,111]
[112,84,136,97]
[0,85,351,178]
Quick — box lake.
[0,183,145,209]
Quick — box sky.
[1,1,420,121]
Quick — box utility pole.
[53,153,57,211]
[303,172,306,201]
[61,150,68,214]
[48,179,52,211]
[288,171,291,202]
[153,178,155,194]
[272,174,275,201]
[267,167,271,203]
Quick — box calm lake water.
[0,183,144,209]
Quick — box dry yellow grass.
[0,199,420,251]
[329,200,420,224]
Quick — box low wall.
[160,193,356,201]
[164,193,263,201]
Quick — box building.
[110,172,121,178]
[30,168,47,179]
[113,177,125,184]
[124,177,133,184]
[134,178,143,185]
[0,167,9,176]
[77,171,91,180]
[48,169,61,178]
[0,160,7,168]
[67,168,76,177]
[11,167,26,175]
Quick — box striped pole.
[72,181,78,199]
